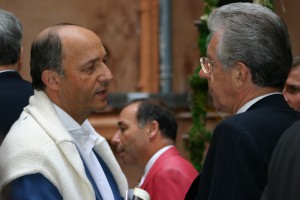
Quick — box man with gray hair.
[185,3,300,200]
[0,9,33,144]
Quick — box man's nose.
[111,131,120,145]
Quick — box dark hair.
[125,98,178,142]
[0,9,23,65]
[30,26,65,90]
[208,3,292,89]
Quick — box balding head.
[30,23,112,124]
[30,24,102,90]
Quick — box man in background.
[0,9,33,144]
[185,3,300,200]
[0,23,127,199]
[282,56,300,112]
[112,98,198,200]
[261,118,300,200]
[261,57,300,200]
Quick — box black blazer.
[0,71,33,142]
[261,119,300,200]
[185,94,300,200]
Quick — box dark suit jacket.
[261,119,300,200]
[0,71,33,142]
[185,94,300,200]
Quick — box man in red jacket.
[112,98,198,200]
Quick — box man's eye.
[120,127,126,132]
[286,85,300,94]
[103,56,108,64]
[84,64,95,73]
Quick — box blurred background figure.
[261,118,300,200]
[282,56,300,111]
[0,8,33,144]
[112,98,198,200]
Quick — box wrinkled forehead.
[118,103,140,124]
[58,27,106,64]
[121,103,139,118]
[207,32,220,58]
[59,26,103,48]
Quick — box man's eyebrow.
[117,121,124,127]
[84,57,100,66]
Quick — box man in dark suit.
[185,3,300,200]
[261,119,300,200]
[0,9,33,144]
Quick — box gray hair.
[0,9,23,65]
[208,3,292,89]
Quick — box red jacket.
[140,146,198,200]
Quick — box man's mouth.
[96,89,108,96]
[116,148,125,156]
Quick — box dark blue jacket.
[185,94,300,200]
[0,71,33,141]
[8,150,123,200]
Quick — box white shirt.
[138,145,173,186]
[236,92,282,114]
[53,104,114,200]
[0,69,15,73]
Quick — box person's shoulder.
[2,112,56,153]
[151,158,198,185]
[14,77,34,93]
[289,119,300,129]
[279,119,300,140]
[156,149,198,174]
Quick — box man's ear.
[41,70,60,91]
[233,61,249,89]
[147,120,159,139]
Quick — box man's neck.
[233,87,281,114]
[0,65,18,72]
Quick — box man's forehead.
[207,33,220,56]
[119,105,139,122]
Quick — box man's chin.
[92,103,109,113]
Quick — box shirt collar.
[0,70,16,74]
[236,92,282,114]
[53,103,97,153]
[139,145,173,186]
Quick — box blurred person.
[0,9,33,144]
[112,98,198,200]
[0,23,127,200]
[282,56,300,111]
[261,118,300,200]
[185,3,300,200]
